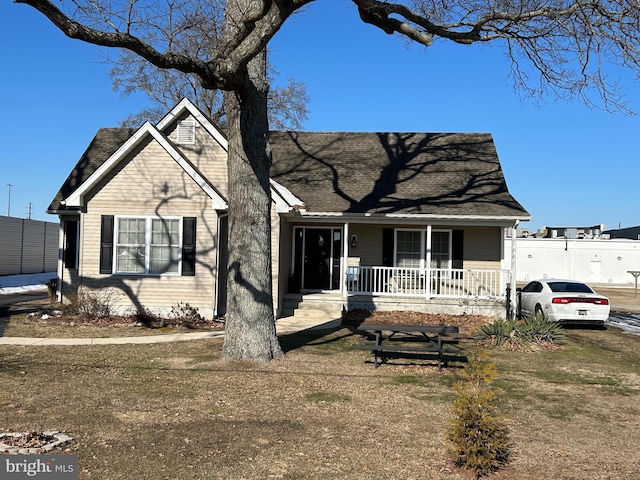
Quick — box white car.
[516,279,610,325]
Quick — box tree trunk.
[221,50,284,362]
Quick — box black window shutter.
[452,229,464,269]
[182,217,197,276]
[100,215,114,274]
[64,220,79,269]
[382,228,394,267]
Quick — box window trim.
[430,229,452,270]
[394,228,425,269]
[391,228,456,271]
[113,216,183,276]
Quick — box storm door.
[293,227,342,291]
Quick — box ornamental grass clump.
[474,315,565,350]
[447,350,511,478]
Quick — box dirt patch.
[2,298,225,338]
[343,308,492,335]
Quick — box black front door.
[304,229,332,290]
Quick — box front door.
[293,227,342,291]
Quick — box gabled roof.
[48,127,136,213]
[48,101,229,214]
[157,98,228,148]
[49,101,529,221]
[50,123,227,213]
[269,131,530,220]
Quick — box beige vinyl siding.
[163,113,229,199]
[347,224,502,269]
[458,226,502,270]
[0,216,58,275]
[78,137,219,318]
[347,224,384,266]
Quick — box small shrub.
[474,315,564,350]
[518,315,565,345]
[169,302,205,328]
[67,286,118,319]
[474,318,519,348]
[447,350,511,478]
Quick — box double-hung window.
[116,217,180,274]
[385,228,461,275]
[395,230,424,269]
[430,230,452,269]
[100,215,196,276]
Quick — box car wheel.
[535,304,545,320]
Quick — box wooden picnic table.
[356,323,461,369]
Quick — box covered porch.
[282,221,518,318]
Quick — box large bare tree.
[111,49,309,129]
[14,0,640,362]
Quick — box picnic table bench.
[356,323,461,369]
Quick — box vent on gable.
[177,120,196,144]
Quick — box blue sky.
[2,0,639,232]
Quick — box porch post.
[342,222,350,303]
[56,219,65,303]
[510,221,519,317]
[425,224,432,299]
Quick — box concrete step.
[278,293,344,321]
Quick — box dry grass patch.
[0,324,639,478]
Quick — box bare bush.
[66,286,119,320]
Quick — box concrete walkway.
[0,316,343,346]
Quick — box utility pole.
[27,202,33,219]
[6,183,12,217]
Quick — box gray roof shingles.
[48,128,137,213]
[50,129,529,219]
[269,131,529,217]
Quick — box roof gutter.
[293,211,531,224]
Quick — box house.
[48,99,530,320]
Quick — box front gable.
[62,122,227,211]
[84,132,218,214]
[156,100,231,200]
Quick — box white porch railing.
[346,266,509,299]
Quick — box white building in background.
[505,236,640,286]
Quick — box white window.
[395,230,424,268]
[177,120,196,144]
[116,217,181,274]
[431,230,451,269]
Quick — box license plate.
[578,310,588,316]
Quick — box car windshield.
[547,281,594,294]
